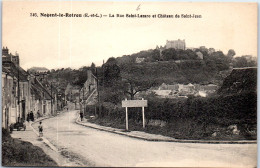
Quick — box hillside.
[218,67,257,94]
[119,60,228,86]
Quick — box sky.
[2,1,257,70]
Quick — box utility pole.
[50,82,53,115]
[102,60,105,88]
[83,86,85,115]
[98,73,101,114]
[79,88,81,111]
[17,65,20,122]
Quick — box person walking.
[30,111,34,122]
[80,112,83,121]
[26,113,30,122]
[38,121,43,137]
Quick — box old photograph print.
[1,1,257,167]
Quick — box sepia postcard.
[1,1,257,167]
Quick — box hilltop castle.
[156,39,186,51]
[165,39,186,50]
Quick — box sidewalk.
[10,119,79,166]
[76,116,257,144]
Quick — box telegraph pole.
[79,88,81,111]
[83,86,85,115]
[17,65,20,122]
[96,68,99,111]
[50,82,53,115]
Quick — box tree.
[161,48,177,61]
[227,49,236,58]
[103,57,121,87]
[121,72,156,100]
[210,51,230,71]
[233,57,249,68]
[186,49,197,59]
[151,49,161,61]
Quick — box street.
[32,110,257,167]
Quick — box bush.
[96,92,256,128]
[2,128,10,137]
[90,91,256,140]
[2,129,57,166]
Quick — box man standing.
[26,113,30,122]
[30,111,34,122]
[80,112,83,121]
[37,110,40,119]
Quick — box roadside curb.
[75,116,257,144]
[30,116,58,152]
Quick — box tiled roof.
[2,61,29,81]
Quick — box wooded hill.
[38,46,256,97]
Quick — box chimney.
[2,46,9,55]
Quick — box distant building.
[195,91,207,97]
[152,83,217,98]
[165,39,186,50]
[199,46,207,52]
[136,57,145,63]
[196,51,203,59]
[159,83,179,91]
[65,83,81,102]
[153,90,172,97]
[80,70,98,110]
[179,83,195,93]
[83,70,97,94]
[200,84,218,93]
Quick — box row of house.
[2,47,62,129]
[149,83,218,98]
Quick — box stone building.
[196,51,203,59]
[136,57,145,63]
[165,39,186,50]
[2,60,31,124]
[82,70,97,95]
[2,47,58,130]
[79,70,98,111]
[2,67,18,128]
[2,47,20,66]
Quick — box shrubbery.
[95,92,256,126]
[88,91,256,139]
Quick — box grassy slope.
[2,130,57,167]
